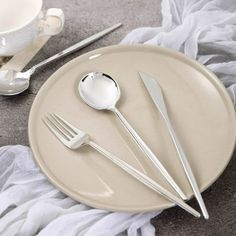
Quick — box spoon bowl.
[0,69,30,95]
[79,72,120,110]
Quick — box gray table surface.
[0,0,235,235]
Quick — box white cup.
[0,0,64,56]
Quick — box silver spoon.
[78,72,187,200]
[0,23,122,96]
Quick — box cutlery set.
[0,19,209,218]
[43,71,209,218]
[1,0,234,228]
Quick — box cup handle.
[38,8,65,36]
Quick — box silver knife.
[139,71,209,219]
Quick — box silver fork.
[43,113,200,218]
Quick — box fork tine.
[47,114,73,140]
[53,113,79,134]
[50,113,76,137]
[43,117,69,144]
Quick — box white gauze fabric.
[1,0,236,235]
[0,146,158,236]
[121,0,236,104]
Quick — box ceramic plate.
[29,45,236,212]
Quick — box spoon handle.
[88,140,200,218]
[28,23,122,74]
[112,107,187,200]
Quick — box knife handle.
[112,107,187,200]
[163,115,209,219]
[30,23,122,73]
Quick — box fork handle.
[88,141,200,218]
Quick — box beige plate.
[29,45,236,212]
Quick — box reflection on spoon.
[78,72,187,200]
[0,69,31,95]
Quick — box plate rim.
[28,44,236,212]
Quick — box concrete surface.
[0,0,235,235]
